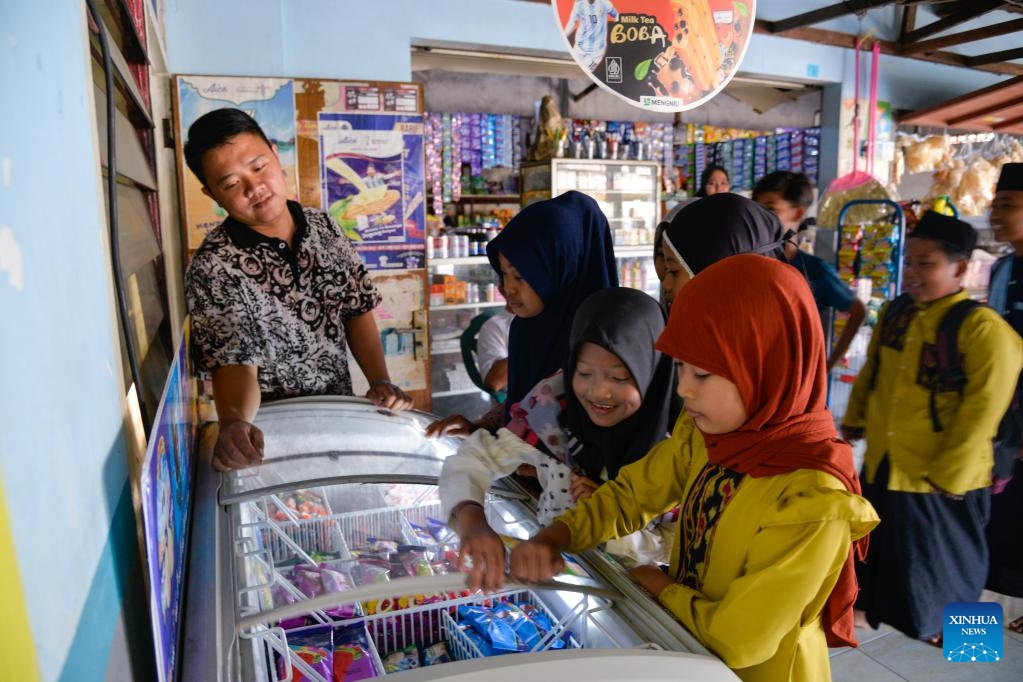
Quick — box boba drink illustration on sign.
[552,0,755,112]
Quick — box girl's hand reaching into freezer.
[509,522,570,584]
[628,564,672,598]
[455,503,507,593]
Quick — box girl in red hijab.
[510,255,879,682]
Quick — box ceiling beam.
[993,113,1023,130]
[898,5,917,44]
[966,46,1023,67]
[752,20,1023,76]
[900,0,1005,44]
[901,18,1023,54]
[946,95,1023,126]
[767,0,897,35]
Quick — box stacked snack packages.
[673,123,821,194]
[452,599,571,657]
[896,132,1023,216]
[424,116,444,216]
[425,113,671,200]
[833,221,899,340]
[425,112,528,200]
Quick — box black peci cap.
[996,163,1023,192]
[909,210,977,255]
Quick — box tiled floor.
[829,592,1023,681]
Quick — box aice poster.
[318,112,426,270]
[552,0,755,112]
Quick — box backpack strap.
[928,298,983,432]
[867,293,916,391]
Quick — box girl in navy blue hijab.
[486,191,618,412]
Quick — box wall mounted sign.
[552,0,756,112]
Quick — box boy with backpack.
[840,211,1022,645]
[984,162,1023,631]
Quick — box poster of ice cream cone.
[318,112,426,270]
[552,0,755,112]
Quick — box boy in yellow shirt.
[841,211,1023,645]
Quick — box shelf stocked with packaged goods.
[613,245,656,258]
[428,256,491,267]
[426,251,503,415]
[428,193,521,204]
[430,301,506,312]
[520,159,661,248]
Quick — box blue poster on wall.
[140,320,199,682]
[318,112,426,269]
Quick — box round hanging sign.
[552,0,756,112]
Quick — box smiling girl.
[439,287,674,592]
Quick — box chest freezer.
[180,397,737,681]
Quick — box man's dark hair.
[183,108,273,187]
[696,164,729,198]
[752,171,815,209]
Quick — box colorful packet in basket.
[333,624,377,681]
[278,626,333,682]
[422,641,452,666]
[381,644,420,673]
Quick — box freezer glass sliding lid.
[219,398,459,504]
[216,398,738,680]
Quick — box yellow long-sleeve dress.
[554,414,879,682]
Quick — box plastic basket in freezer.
[442,589,582,661]
[249,489,348,564]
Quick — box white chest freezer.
[180,397,737,681]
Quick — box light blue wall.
[0,1,145,679]
[164,0,1011,111]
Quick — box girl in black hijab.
[487,190,618,412]
[440,287,675,590]
[660,193,790,309]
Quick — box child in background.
[426,191,617,438]
[984,162,1023,632]
[475,298,513,397]
[660,193,789,309]
[440,287,674,592]
[841,211,1022,644]
[753,171,866,370]
[508,255,878,682]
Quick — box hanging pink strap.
[852,37,862,175]
[867,42,880,177]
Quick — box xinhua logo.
[942,602,1003,662]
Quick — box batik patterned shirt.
[185,201,380,401]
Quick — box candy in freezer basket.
[456,601,569,654]
[271,489,330,521]
[334,624,380,681]
[278,625,334,682]
[381,644,420,673]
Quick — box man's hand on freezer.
[455,503,506,593]
[214,420,265,471]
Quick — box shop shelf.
[429,256,491,267]
[430,301,506,311]
[432,388,485,398]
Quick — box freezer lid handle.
[234,573,620,632]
